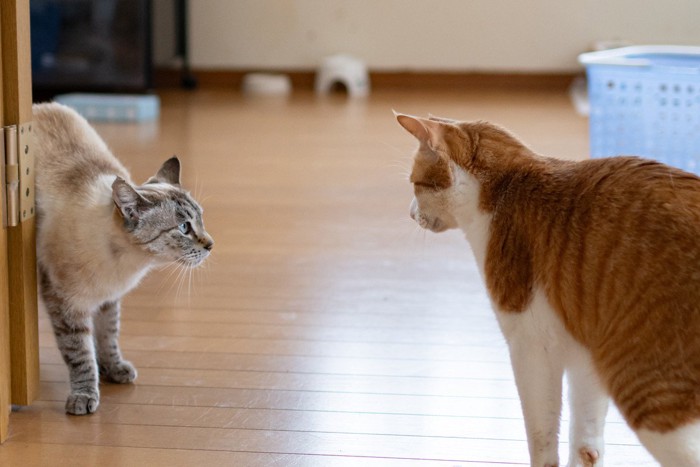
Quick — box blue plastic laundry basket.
[54,93,160,123]
[579,46,700,174]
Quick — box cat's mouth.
[177,251,210,268]
[411,205,449,233]
[411,209,448,233]
[425,217,448,232]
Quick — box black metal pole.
[176,0,197,89]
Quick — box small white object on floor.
[315,54,370,98]
[241,73,292,96]
[569,76,589,116]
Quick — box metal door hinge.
[2,124,35,228]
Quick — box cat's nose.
[409,198,418,220]
[200,234,214,251]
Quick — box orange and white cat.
[397,113,700,467]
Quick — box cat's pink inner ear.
[396,113,443,152]
[396,114,430,143]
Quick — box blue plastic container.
[54,93,160,123]
[579,46,700,174]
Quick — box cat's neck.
[450,131,566,275]
[62,176,156,309]
[90,175,151,260]
[451,166,492,276]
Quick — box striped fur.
[397,113,700,466]
[34,103,213,415]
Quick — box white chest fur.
[450,166,490,276]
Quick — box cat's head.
[111,157,213,267]
[397,113,536,232]
[396,113,474,233]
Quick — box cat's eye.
[178,222,192,235]
[413,181,435,190]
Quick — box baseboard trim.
[154,68,578,92]
[371,71,578,90]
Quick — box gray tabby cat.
[33,103,213,415]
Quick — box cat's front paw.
[101,360,137,384]
[66,391,99,415]
[567,446,600,467]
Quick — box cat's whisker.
[193,257,210,275]
[194,174,201,200]
[198,194,214,205]
[155,261,186,296]
[157,260,181,275]
[192,172,213,208]
[388,216,421,249]
[188,266,195,302]
[386,159,411,170]
[200,265,210,288]
[174,263,189,304]
[185,264,196,301]
[404,216,425,243]
[174,267,184,302]
[381,141,412,157]
[159,255,210,304]
[388,166,413,182]
[386,157,413,179]
[163,263,180,297]
[407,221,429,249]
[181,264,190,299]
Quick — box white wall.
[176,0,700,72]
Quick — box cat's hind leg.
[637,422,700,467]
[565,345,608,467]
[42,277,100,414]
[94,300,137,384]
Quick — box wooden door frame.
[0,0,38,443]
[0,9,10,441]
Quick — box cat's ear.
[394,112,444,152]
[148,156,181,185]
[112,177,150,221]
[428,114,458,124]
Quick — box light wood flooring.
[1,87,658,465]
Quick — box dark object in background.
[175,0,196,90]
[31,0,152,100]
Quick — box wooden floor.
[0,87,658,466]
